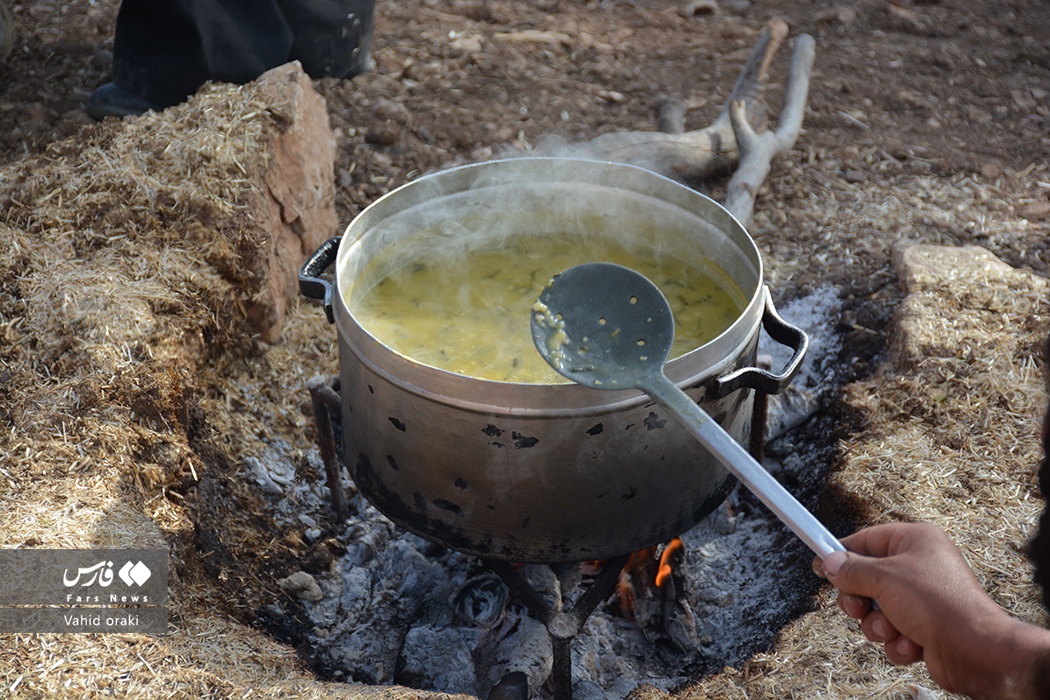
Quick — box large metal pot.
[300,158,807,563]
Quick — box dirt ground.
[3,0,1050,368]
[2,0,1050,698]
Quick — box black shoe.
[85,82,161,120]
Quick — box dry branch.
[555,17,817,233]
[724,33,817,228]
[563,18,790,183]
[655,96,687,135]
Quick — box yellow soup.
[350,233,745,384]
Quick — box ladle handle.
[646,372,845,560]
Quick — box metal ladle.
[530,262,846,560]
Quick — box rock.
[980,162,1003,179]
[0,61,340,352]
[365,121,401,146]
[1020,201,1050,219]
[892,241,1038,298]
[278,571,324,602]
[487,671,529,700]
[373,97,412,124]
[844,168,866,183]
[399,625,478,693]
[252,62,340,342]
[571,680,607,700]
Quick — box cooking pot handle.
[299,236,342,324]
[708,286,808,398]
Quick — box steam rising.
[339,158,757,382]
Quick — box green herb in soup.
[351,233,745,383]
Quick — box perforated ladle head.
[531,262,847,560]
[530,261,674,391]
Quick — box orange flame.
[615,547,656,617]
[655,538,683,588]
[598,539,685,619]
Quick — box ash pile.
[248,288,847,700]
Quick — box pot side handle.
[708,286,809,398]
[299,236,342,324]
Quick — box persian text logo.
[0,548,168,632]
[63,560,153,588]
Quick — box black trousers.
[111,0,375,107]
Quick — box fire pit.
[284,158,845,699]
[252,303,844,700]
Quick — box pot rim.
[332,157,765,414]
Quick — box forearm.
[1013,623,1050,700]
[1032,645,1050,700]
[969,619,1050,700]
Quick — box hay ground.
[0,82,344,697]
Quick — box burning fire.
[655,538,683,588]
[605,537,684,619]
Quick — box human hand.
[814,521,1050,698]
